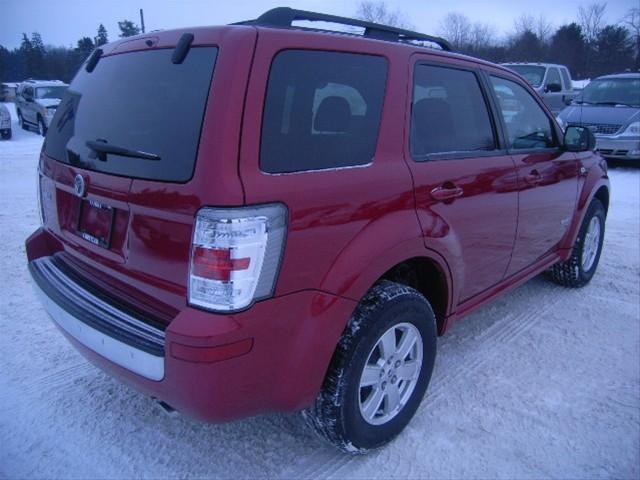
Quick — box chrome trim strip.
[36,259,165,345]
[31,257,165,381]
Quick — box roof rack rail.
[236,7,451,51]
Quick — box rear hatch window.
[44,47,217,182]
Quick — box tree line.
[1,4,638,84]
[358,1,639,80]
[0,20,141,83]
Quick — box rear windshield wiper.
[86,139,161,161]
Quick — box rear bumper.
[26,228,356,422]
[30,257,165,380]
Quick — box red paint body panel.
[25,23,610,423]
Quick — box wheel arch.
[560,168,610,252]
[318,209,454,335]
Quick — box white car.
[0,103,11,140]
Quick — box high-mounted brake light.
[188,204,287,312]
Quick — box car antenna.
[172,33,194,64]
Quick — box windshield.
[35,86,67,99]
[503,65,546,87]
[578,78,640,107]
[44,47,217,182]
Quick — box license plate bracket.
[76,199,115,248]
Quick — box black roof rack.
[236,7,451,51]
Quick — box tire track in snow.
[0,361,92,406]
[280,281,566,480]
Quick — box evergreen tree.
[29,32,46,78]
[595,26,634,76]
[118,20,140,38]
[96,24,108,46]
[550,23,586,78]
[76,37,95,60]
[509,30,544,62]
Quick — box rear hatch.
[39,28,255,323]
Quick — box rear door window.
[260,50,387,174]
[44,47,217,182]
[410,64,496,158]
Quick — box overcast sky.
[0,0,636,49]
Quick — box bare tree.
[513,13,535,36]
[623,7,640,65]
[579,2,607,42]
[470,22,496,51]
[438,12,472,49]
[535,15,554,44]
[513,14,553,43]
[355,1,412,29]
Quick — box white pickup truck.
[501,63,578,114]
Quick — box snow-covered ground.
[1,102,639,479]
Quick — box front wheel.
[303,280,437,453]
[549,198,606,287]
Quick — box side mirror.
[564,125,596,152]
[546,83,562,93]
[563,96,573,106]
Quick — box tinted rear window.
[260,50,387,174]
[44,47,217,182]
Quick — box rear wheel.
[304,280,437,453]
[549,198,605,287]
[1,130,11,140]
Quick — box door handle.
[524,170,543,186]
[430,185,464,202]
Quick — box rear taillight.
[188,204,287,312]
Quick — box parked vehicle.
[502,63,578,114]
[0,103,12,139]
[15,80,68,136]
[558,72,640,161]
[26,8,609,453]
[1,82,19,102]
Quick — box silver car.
[15,80,68,136]
[0,103,12,140]
[558,73,640,161]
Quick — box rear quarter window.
[260,50,387,174]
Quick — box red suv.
[26,8,609,453]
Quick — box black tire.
[548,198,606,288]
[38,116,47,136]
[1,130,11,140]
[303,280,437,454]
